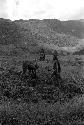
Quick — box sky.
[0,0,84,21]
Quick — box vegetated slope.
[43,19,84,39]
[0,18,38,56]
[72,39,84,55]
[73,47,84,55]
[62,19,84,39]
[14,19,81,48]
[0,18,21,45]
[0,18,84,56]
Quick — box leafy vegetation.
[0,18,84,125]
[0,53,83,125]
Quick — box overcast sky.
[0,0,84,20]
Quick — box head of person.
[53,50,58,56]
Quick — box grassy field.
[0,53,84,125]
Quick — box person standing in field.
[51,50,61,85]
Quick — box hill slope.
[0,18,84,55]
[14,19,83,48]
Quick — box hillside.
[0,18,21,45]
[62,20,84,39]
[0,18,84,55]
[43,19,84,39]
[14,19,83,48]
[0,18,37,56]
